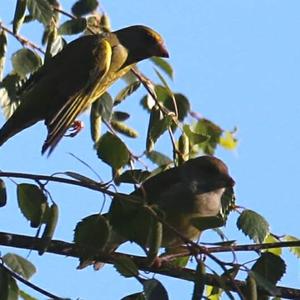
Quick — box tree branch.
[0,231,299,299]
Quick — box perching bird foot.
[65,120,84,138]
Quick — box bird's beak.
[157,42,169,58]
[227,176,235,187]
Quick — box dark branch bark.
[0,231,299,299]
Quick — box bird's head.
[182,156,235,193]
[114,25,169,65]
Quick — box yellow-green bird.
[0,25,169,155]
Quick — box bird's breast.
[192,187,225,217]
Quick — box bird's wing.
[41,37,113,155]
[132,166,182,203]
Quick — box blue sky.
[0,1,300,299]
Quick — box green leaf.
[219,131,238,150]
[236,209,269,243]
[112,111,130,121]
[0,73,21,119]
[17,183,48,227]
[74,214,110,249]
[263,234,282,256]
[96,132,130,170]
[58,18,87,35]
[90,98,102,143]
[283,235,300,258]
[251,252,286,288]
[154,69,173,98]
[72,0,99,17]
[193,119,223,155]
[38,203,59,255]
[164,93,190,123]
[183,125,208,146]
[114,256,139,278]
[95,92,113,122]
[0,29,7,80]
[0,267,9,300]
[191,216,225,231]
[146,107,172,151]
[7,276,19,300]
[27,0,53,26]
[0,179,7,207]
[11,48,42,78]
[146,151,172,166]
[116,169,151,184]
[20,290,38,300]
[3,253,36,280]
[151,57,173,79]
[114,81,141,106]
[143,279,169,300]
[110,120,138,138]
[13,0,27,34]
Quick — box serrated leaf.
[110,120,138,138]
[146,151,172,166]
[183,125,208,146]
[117,169,151,184]
[283,235,300,258]
[151,57,173,80]
[58,18,87,35]
[96,132,130,170]
[11,48,42,78]
[193,119,223,155]
[27,0,53,26]
[13,0,27,34]
[3,253,36,280]
[191,216,225,231]
[236,209,269,243]
[17,183,47,227]
[219,131,238,150]
[19,290,38,300]
[263,234,282,256]
[72,0,99,17]
[74,214,110,249]
[0,30,7,80]
[114,81,141,106]
[0,73,21,119]
[251,252,286,287]
[114,256,139,278]
[0,179,7,207]
[112,111,130,122]
[221,186,235,219]
[143,279,169,300]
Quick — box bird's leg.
[65,120,84,138]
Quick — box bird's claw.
[65,120,84,138]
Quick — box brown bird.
[109,155,235,250]
[0,25,169,155]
